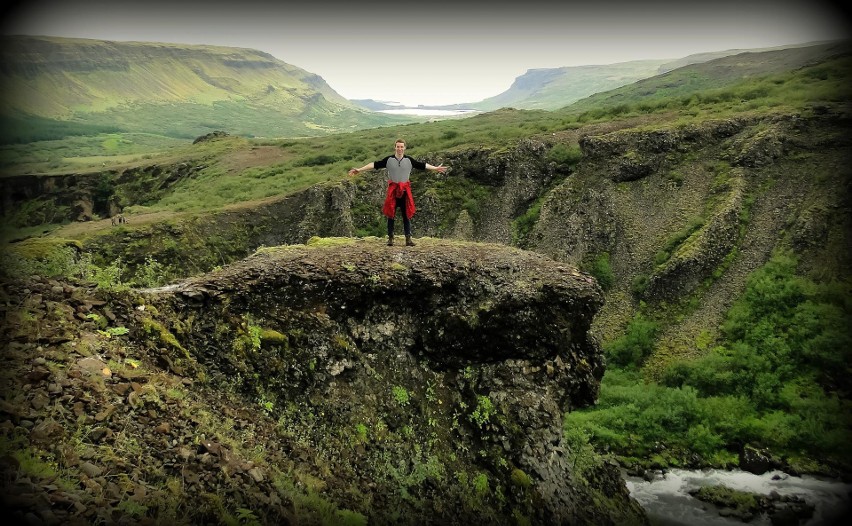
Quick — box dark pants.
[387,196,411,237]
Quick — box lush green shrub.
[570,251,852,468]
[666,252,852,407]
[545,143,582,168]
[131,255,169,288]
[659,252,852,461]
[565,369,740,461]
[631,274,649,296]
[511,199,542,246]
[585,252,614,291]
[663,350,737,397]
[562,426,604,480]
[0,244,80,280]
[604,313,658,368]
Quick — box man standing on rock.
[348,139,447,246]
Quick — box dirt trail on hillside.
[53,211,182,238]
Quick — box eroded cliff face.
[0,237,648,525]
[528,112,852,350]
[0,161,207,225]
[132,237,644,525]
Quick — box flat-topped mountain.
[0,35,406,138]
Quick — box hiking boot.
[387,235,394,246]
[405,235,415,246]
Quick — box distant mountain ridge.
[0,36,346,116]
[445,41,838,111]
[563,40,851,115]
[0,35,408,139]
[470,59,671,111]
[0,36,841,143]
[654,41,838,73]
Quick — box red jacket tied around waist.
[383,181,416,219]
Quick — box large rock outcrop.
[0,238,646,525]
[132,237,645,525]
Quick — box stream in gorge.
[625,469,851,525]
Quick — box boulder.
[137,237,646,525]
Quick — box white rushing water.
[626,469,851,525]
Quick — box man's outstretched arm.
[425,163,447,174]
[348,162,375,176]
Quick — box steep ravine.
[529,112,852,347]
[3,109,850,524]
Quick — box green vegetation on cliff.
[567,252,852,471]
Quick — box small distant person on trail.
[348,138,447,246]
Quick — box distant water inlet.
[625,469,852,526]
[378,108,479,116]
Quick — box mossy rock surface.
[131,237,645,525]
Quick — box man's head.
[394,139,406,156]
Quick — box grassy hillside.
[565,40,851,115]
[5,41,850,235]
[5,40,850,221]
[472,60,671,111]
[653,41,835,73]
[0,35,413,141]
[465,43,831,112]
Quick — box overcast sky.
[2,0,849,106]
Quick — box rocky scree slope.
[0,238,647,525]
[528,111,852,351]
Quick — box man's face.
[395,142,406,156]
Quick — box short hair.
[395,139,406,146]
